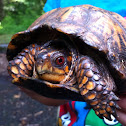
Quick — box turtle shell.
[7,5,126,91]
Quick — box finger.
[117,95,126,113]
[116,109,126,125]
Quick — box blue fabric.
[44,0,126,16]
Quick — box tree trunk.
[0,0,4,21]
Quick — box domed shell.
[7,5,126,79]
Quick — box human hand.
[19,87,68,106]
[19,87,126,125]
[116,95,126,125]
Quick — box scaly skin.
[75,56,120,120]
[7,42,120,121]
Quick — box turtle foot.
[92,91,120,121]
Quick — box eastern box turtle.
[6,5,126,120]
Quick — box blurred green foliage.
[0,0,46,35]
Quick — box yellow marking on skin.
[39,73,65,82]
[79,83,84,88]
[28,58,33,65]
[86,70,94,77]
[86,81,95,90]
[65,66,69,73]
[81,76,88,85]
[11,74,17,78]
[15,59,21,64]
[81,89,88,95]
[90,101,98,105]
[95,111,99,115]
[78,63,82,70]
[102,105,106,109]
[20,69,25,75]
[26,64,32,70]
[80,69,84,76]
[78,76,82,84]
[53,67,65,74]
[11,66,19,74]
[28,54,35,63]
[106,107,111,112]
[22,57,28,64]
[99,109,106,114]
[103,114,109,118]
[87,93,96,100]
[12,78,20,83]
[95,105,100,109]
[19,63,26,70]
[109,101,114,106]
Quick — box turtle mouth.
[37,69,66,84]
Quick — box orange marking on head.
[65,66,69,73]
[86,81,95,90]
[11,66,19,74]
[67,56,72,62]
[81,89,88,95]
[87,93,96,100]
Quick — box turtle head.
[35,40,73,84]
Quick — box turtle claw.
[92,91,120,121]
[104,114,112,121]
[115,104,121,109]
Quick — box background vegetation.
[0,0,46,43]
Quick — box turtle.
[6,5,126,121]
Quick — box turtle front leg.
[75,56,120,120]
[7,44,40,81]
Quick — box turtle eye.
[55,56,65,65]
